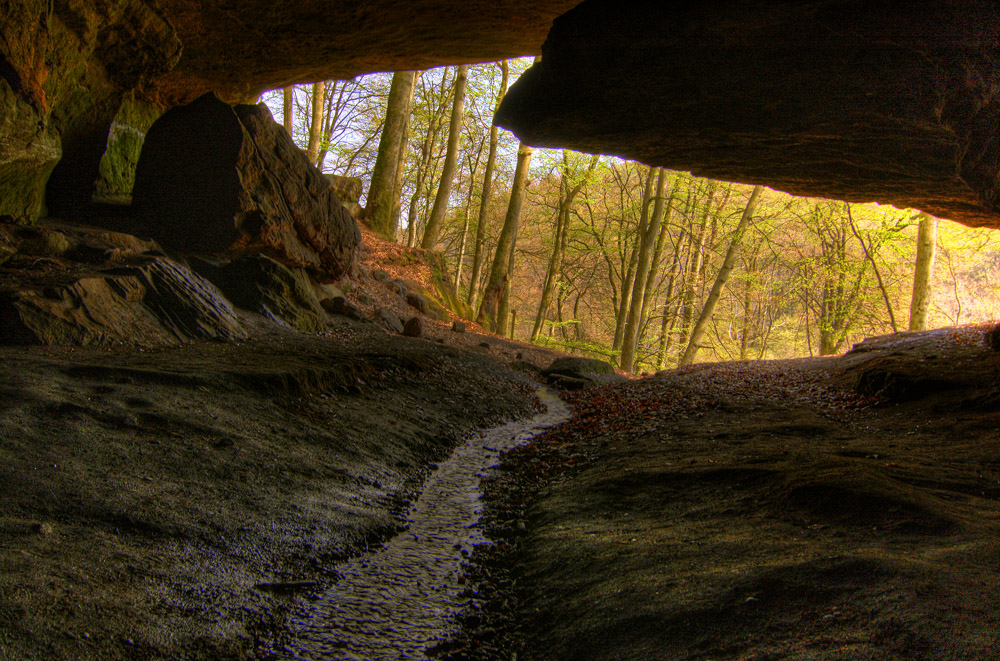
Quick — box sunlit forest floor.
[444,325,1000,660]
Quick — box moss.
[93,93,163,203]
[0,79,61,222]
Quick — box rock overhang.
[495,0,1000,228]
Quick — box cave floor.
[446,325,1000,660]
[0,313,558,659]
[2,320,999,659]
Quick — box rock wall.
[0,0,180,220]
[497,0,1000,227]
[132,93,360,281]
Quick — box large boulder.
[541,356,624,387]
[325,174,363,219]
[132,93,360,281]
[0,257,246,347]
[191,255,327,333]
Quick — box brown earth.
[448,325,1000,660]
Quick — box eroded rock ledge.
[497,0,1000,227]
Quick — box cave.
[2,0,1000,658]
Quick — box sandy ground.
[0,312,562,660]
[451,326,1000,660]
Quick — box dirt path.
[456,326,1000,660]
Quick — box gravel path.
[283,389,570,660]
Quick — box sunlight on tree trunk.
[681,185,763,366]
[478,142,532,331]
[282,87,294,137]
[305,81,326,164]
[365,71,416,240]
[422,64,470,250]
[909,212,938,331]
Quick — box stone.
[325,175,363,207]
[406,293,430,315]
[93,93,164,204]
[452,321,466,333]
[391,280,408,300]
[192,254,326,333]
[13,227,72,257]
[541,356,623,386]
[323,296,365,321]
[132,93,360,281]
[149,1,579,104]
[372,269,391,283]
[497,0,1000,228]
[0,257,246,347]
[985,324,1000,352]
[0,0,181,219]
[375,307,405,334]
[403,317,423,338]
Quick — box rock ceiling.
[1,0,999,227]
[496,0,1000,227]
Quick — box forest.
[262,59,1000,373]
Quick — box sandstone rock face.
[326,174,364,220]
[497,0,1000,227]
[132,94,361,281]
[150,0,581,104]
[191,255,327,333]
[0,0,181,219]
[0,257,246,347]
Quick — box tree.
[530,151,599,342]
[282,87,294,136]
[467,60,510,308]
[909,212,938,331]
[305,81,326,164]
[620,167,667,372]
[680,185,763,365]
[365,70,417,240]
[478,142,533,331]
[422,64,470,249]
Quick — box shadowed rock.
[497,0,1000,226]
[192,254,326,333]
[0,257,246,346]
[132,93,360,280]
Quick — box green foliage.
[260,62,1000,368]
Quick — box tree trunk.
[680,185,763,365]
[612,168,656,352]
[496,213,521,337]
[477,142,532,331]
[305,81,326,164]
[282,87,294,137]
[389,91,413,233]
[421,64,469,250]
[638,176,681,339]
[365,71,416,240]
[677,185,714,350]
[908,212,938,331]
[467,60,510,309]
[530,152,598,342]
[655,245,684,370]
[620,167,667,372]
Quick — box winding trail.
[283,388,570,660]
